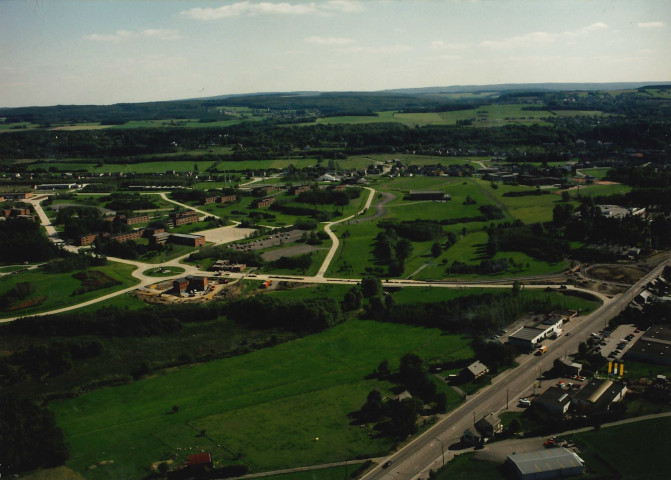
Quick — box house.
[460,361,489,381]
[532,386,571,415]
[506,448,584,480]
[318,173,340,182]
[461,428,482,446]
[571,379,627,412]
[474,413,502,438]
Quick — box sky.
[1,0,670,108]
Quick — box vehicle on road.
[382,461,392,469]
[536,345,548,355]
[519,398,531,407]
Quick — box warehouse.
[506,448,584,480]
[508,315,563,350]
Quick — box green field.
[51,319,472,479]
[0,262,138,318]
[567,417,671,479]
[433,452,502,480]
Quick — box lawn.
[253,463,368,480]
[51,319,474,479]
[0,262,138,318]
[432,452,502,480]
[567,417,671,479]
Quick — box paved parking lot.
[591,324,643,360]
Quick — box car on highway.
[519,398,531,407]
[382,461,393,469]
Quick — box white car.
[518,398,531,407]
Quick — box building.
[149,232,171,245]
[218,194,237,203]
[460,361,489,381]
[173,277,190,293]
[185,452,212,469]
[332,184,347,191]
[506,448,584,480]
[121,214,151,225]
[170,233,206,247]
[508,315,564,350]
[461,428,482,446]
[203,195,219,204]
[109,230,143,243]
[170,211,199,226]
[626,325,671,366]
[474,413,502,438]
[251,185,278,196]
[557,358,582,377]
[571,379,627,412]
[253,195,276,208]
[77,233,98,246]
[211,259,246,272]
[406,190,451,201]
[533,386,571,415]
[36,183,78,190]
[290,184,311,195]
[186,275,208,291]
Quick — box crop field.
[568,417,671,480]
[579,167,610,179]
[0,262,138,318]
[51,319,472,479]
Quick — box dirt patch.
[7,296,48,311]
[20,466,87,480]
[261,244,326,261]
[72,270,121,295]
[586,265,648,284]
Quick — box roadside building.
[474,413,502,438]
[557,358,582,377]
[461,428,482,446]
[571,379,627,412]
[506,448,584,480]
[508,315,564,350]
[460,361,489,381]
[625,325,671,366]
[533,386,571,415]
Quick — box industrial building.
[532,386,571,415]
[625,325,671,366]
[406,190,451,201]
[506,448,584,480]
[571,379,627,412]
[508,315,564,350]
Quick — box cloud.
[83,29,180,42]
[180,2,318,20]
[430,41,470,50]
[304,36,355,45]
[638,21,665,28]
[339,44,412,54]
[482,22,608,49]
[180,1,362,20]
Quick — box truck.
[536,345,548,355]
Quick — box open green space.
[567,416,671,479]
[432,452,502,480]
[254,463,368,480]
[51,319,473,479]
[0,262,138,318]
[141,266,185,277]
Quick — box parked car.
[519,398,531,407]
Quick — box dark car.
[382,461,393,469]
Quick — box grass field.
[433,452,502,480]
[0,262,138,318]
[567,417,671,479]
[51,319,472,479]
[253,463,368,480]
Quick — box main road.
[360,255,670,480]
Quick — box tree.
[361,275,381,298]
[377,359,390,377]
[360,389,384,422]
[434,392,447,413]
[431,242,442,258]
[512,280,521,296]
[561,190,571,202]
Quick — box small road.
[156,192,217,220]
[316,187,376,278]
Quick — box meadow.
[51,319,472,479]
[0,262,138,318]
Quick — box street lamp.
[434,438,445,467]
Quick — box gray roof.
[466,361,488,377]
[509,327,546,341]
[507,448,583,475]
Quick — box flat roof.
[507,448,583,475]
[171,233,204,239]
[509,327,546,341]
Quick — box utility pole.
[506,386,509,409]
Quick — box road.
[359,254,670,480]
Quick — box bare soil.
[586,264,648,284]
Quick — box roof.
[475,412,501,430]
[509,327,546,341]
[174,277,190,283]
[572,379,624,405]
[171,233,204,239]
[535,386,571,406]
[465,361,488,377]
[507,448,583,475]
[559,358,582,369]
[186,452,212,466]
